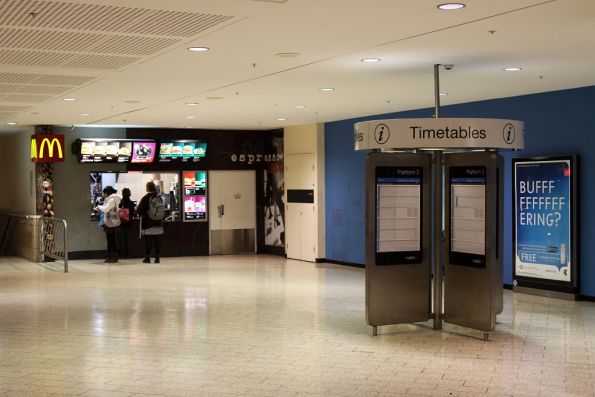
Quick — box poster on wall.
[182,171,207,221]
[263,136,285,247]
[513,156,578,288]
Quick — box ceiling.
[0,0,594,131]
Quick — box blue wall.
[325,86,595,296]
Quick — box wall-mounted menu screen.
[79,139,132,163]
[130,141,157,164]
[375,166,422,265]
[159,141,206,163]
[182,171,207,221]
[449,166,486,268]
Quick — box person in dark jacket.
[136,181,164,263]
[118,187,135,258]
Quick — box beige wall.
[0,128,36,214]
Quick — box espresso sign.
[354,118,524,150]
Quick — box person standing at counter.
[95,186,121,263]
[136,181,165,263]
[118,187,135,258]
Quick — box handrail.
[40,217,68,273]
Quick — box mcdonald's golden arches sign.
[31,134,65,162]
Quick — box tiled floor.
[1,255,595,397]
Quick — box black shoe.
[154,257,160,263]
[142,258,150,263]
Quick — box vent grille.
[1,93,53,103]
[65,54,139,70]
[0,105,32,112]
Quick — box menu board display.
[159,141,206,163]
[182,171,207,221]
[79,140,132,163]
[131,141,157,164]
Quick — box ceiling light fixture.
[294,105,306,109]
[437,3,465,10]
[188,47,209,52]
[206,96,223,100]
[276,52,300,58]
[185,115,195,119]
[361,58,381,63]
[63,97,76,101]
[439,93,448,96]
[319,87,335,92]
[277,118,287,121]
[7,122,16,125]
[80,113,90,116]
[503,67,522,71]
[185,102,199,106]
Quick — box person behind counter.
[95,186,121,263]
[136,181,164,264]
[118,187,135,258]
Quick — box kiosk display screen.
[130,141,156,164]
[159,141,206,163]
[79,140,132,163]
[449,166,486,267]
[182,171,207,221]
[375,166,422,265]
[514,158,573,283]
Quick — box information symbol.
[503,123,516,144]
[374,124,390,144]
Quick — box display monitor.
[130,141,157,164]
[79,139,133,163]
[182,171,207,221]
[159,140,206,163]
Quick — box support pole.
[432,64,443,330]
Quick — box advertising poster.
[131,141,156,164]
[159,141,206,163]
[514,159,572,282]
[183,171,207,221]
[79,140,132,163]
[263,136,284,247]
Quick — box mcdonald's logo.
[31,134,65,162]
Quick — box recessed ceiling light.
[277,118,287,121]
[361,58,381,63]
[188,47,209,52]
[186,126,193,129]
[7,122,16,125]
[63,97,76,101]
[437,3,465,10]
[439,93,448,96]
[80,113,90,116]
[276,52,300,58]
[319,87,335,92]
[185,115,195,119]
[294,105,306,109]
[185,102,199,106]
[503,67,522,71]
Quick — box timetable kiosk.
[365,153,431,328]
[356,116,523,338]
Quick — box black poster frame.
[512,155,579,294]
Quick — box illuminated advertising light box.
[159,140,206,163]
[182,171,207,221]
[513,156,579,293]
[130,141,156,164]
[79,139,133,163]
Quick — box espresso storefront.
[52,126,284,260]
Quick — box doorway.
[208,170,256,254]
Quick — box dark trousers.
[144,235,161,259]
[118,226,130,257]
[105,228,118,257]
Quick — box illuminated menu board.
[130,141,157,164]
[182,171,207,221]
[79,140,132,163]
[159,141,206,163]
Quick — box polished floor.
[1,255,595,397]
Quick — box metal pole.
[433,64,443,330]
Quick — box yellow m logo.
[31,135,65,162]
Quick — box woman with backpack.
[94,186,121,263]
[136,181,164,263]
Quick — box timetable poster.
[375,166,422,265]
[514,159,572,282]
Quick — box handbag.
[118,207,130,222]
[104,209,121,228]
